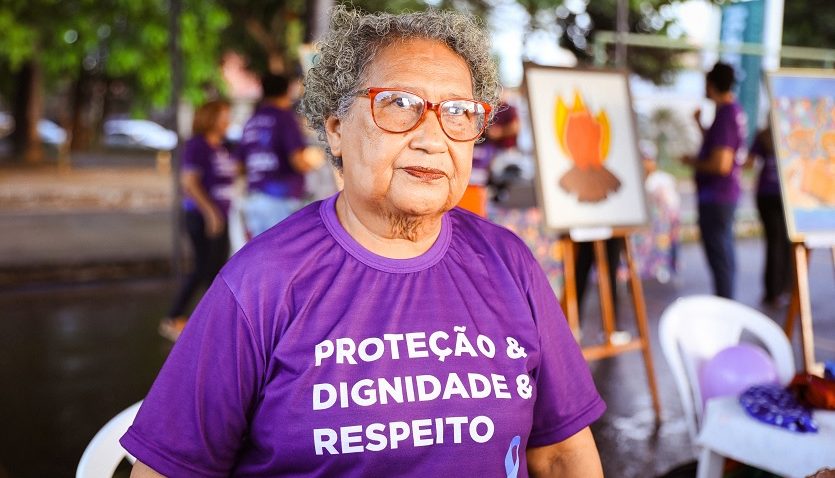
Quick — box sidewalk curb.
[0,258,172,290]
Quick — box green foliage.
[553,0,683,84]
[0,0,230,111]
[104,0,231,108]
[781,0,835,67]
[348,0,431,13]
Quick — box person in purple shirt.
[746,123,790,306]
[682,62,747,299]
[160,99,237,341]
[123,7,605,477]
[238,74,319,237]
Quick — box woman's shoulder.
[447,207,536,265]
[221,201,331,287]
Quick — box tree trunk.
[69,65,90,151]
[10,61,44,164]
[244,16,287,74]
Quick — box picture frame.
[765,69,835,244]
[523,64,649,232]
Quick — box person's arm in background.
[693,108,706,137]
[181,170,225,237]
[527,427,603,478]
[284,111,325,174]
[690,146,735,176]
[682,106,738,176]
[743,131,765,170]
[289,146,324,174]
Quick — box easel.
[560,228,662,419]
[783,238,835,373]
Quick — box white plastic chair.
[658,295,795,445]
[76,401,142,478]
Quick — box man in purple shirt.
[238,74,317,237]
[683,62,747,299]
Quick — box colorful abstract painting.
[524,65,648,231]
[766,70,835,242]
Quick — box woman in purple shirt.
[125,8,605,477]
[746,124,790,305]
[160,100,237,340]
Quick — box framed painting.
[523,64,648,232]
[766,69,835,243]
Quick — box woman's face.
[213,106,231,137]
[326,38,476,218]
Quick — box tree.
[780,0,835,66]
[218,0,427,77]
[509,0,684,85]
[0,0,102,160]
[0,0,229,160]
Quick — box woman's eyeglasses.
[354,87,491,142]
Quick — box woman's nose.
[410,108,448,154]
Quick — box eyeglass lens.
[371,90,487,141]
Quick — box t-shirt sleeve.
[526,259,606,447]
[277,113,307,162]
[120,276,266,477]
[181,138,209,174]
[710,108,741,150]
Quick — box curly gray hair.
[300,6,500,169]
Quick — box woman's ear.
[325,116,342,158]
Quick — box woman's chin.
[388,190,453,217]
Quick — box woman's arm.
[130,460,166,478]
[181,170,224,237]
[527,427,603,478]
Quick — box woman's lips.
[402,166,446,181]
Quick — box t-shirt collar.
[319,193,451,274]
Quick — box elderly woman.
[123,7,605,477]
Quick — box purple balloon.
[699,343,779,406]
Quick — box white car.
[103,119,178,151]
[38,119,68,145]
[0,112,68,145]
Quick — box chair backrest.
[76,401,142,478]
[658,296,794,444]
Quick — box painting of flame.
[523,65,648,231]
[554,91,621,202]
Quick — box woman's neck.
[713,92,735,105]
[335,193,443,259]
[204,131,223,146]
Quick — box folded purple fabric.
[739,384,818,433]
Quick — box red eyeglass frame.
[354,87,492,142]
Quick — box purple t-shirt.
[749,133,780,197]
[470,142,496,186]
[121,194,605,477]
[489,102,518,150]
[695,102,746,204]
[237,104,307,198]
[182,135,237,215]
